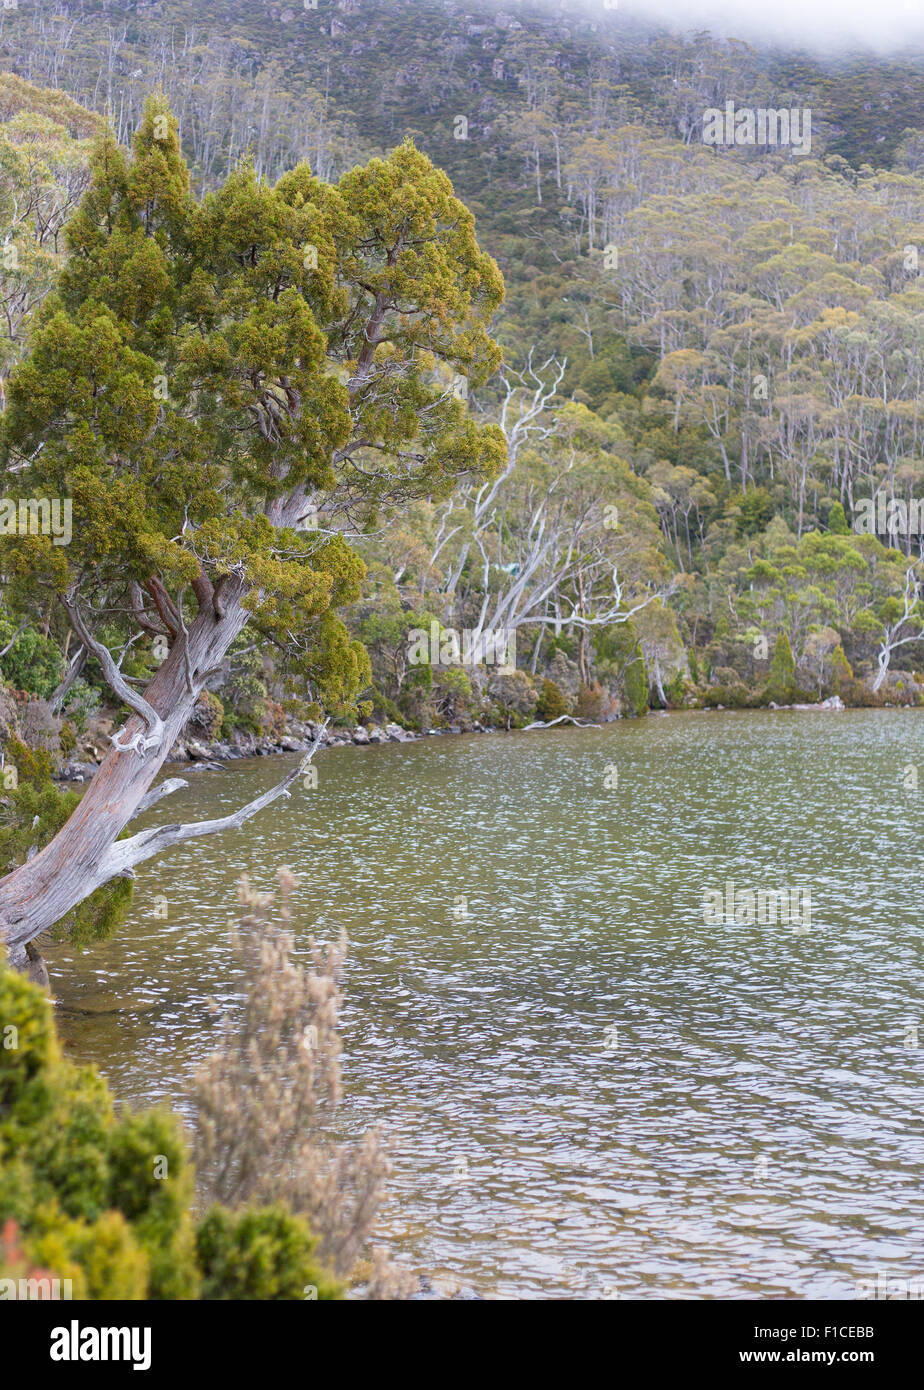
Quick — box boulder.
[59,760,99,782]
[352,726,370,744]
[384,722,413,741]
[546,649,581,699]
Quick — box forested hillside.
[3,0,924,775]
[3,0,924,1315]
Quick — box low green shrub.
[535,677,568,721]
[0,953,341,1300]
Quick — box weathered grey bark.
[50,643,87,714]
[0,581,251,957]
[24,941,50,990]
[522,714,601,730]
[872,563,924,691]
[652,652,668,707]
[132,777,189,818]
[6,940,51,988]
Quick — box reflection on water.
[46,710,924,1298]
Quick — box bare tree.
[872,563,924,691]
[430,353,567,595]
[428,358,676,666]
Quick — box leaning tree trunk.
[872,645,891,693]
[652,653,668,708]
[0,585,250,965]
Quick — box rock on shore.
[57,717,432,780]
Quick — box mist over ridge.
[561,0,924,54]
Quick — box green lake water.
[46,709,924,1298]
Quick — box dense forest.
[1,1,924,771]
[1,0,924,1304]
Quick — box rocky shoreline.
[54,695,874,784]
[703,695,847,713]
[56,718,497,782]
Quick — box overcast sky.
[613,0,924,51]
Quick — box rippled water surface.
[47,709,924,1298]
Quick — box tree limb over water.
[522,714,602,730]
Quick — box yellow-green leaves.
[0,98,505,717]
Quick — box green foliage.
[0,91,505,737]
[829,642,853,692]
[0,956,194,1297]
[728,488,774,538]
[3,15,924,793]
[704,676,752,709]
[598,623,649,716]
[535,677,568,721]
[431,664,475,725]
[623,647,650,717]
[0,739,132,947]
[0,954,341,1300]
[828,501,850,534]
[0,615,63,699]
[217,641,268,736]
[368,685,406,725]
[665,670,688,706]
[195,1206,341,1301]
[185,689,224,740]
[766,631,797,703]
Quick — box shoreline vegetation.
[46,685,910,785]
[1,0,924,1311]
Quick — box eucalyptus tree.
[867,557,924,690]
[0,90,101,394]
[436,399,674,672]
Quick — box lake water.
[46,709,924,1298]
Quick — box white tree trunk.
[0,582,251,956]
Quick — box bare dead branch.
[522,714,602,730]
[98,722,328,880]
[63,594,166,757]
[131,777,190,820]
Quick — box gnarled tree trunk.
[0,583,250,964]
